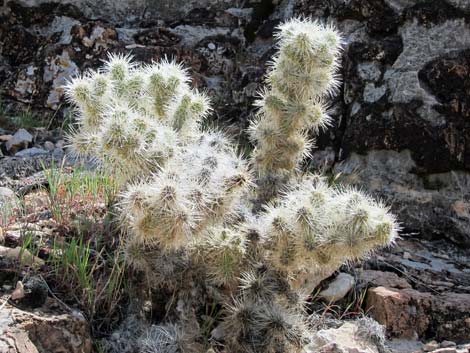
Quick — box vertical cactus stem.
[251,19,342,205]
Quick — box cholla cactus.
[67,17,399,353]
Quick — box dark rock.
[19,276,49,309]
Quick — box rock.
[319,273,355,303]
[365,286,433,338]
[363,83,387,102]
[441,341,457,348]
[43,141,55,151]
[357,62,382,81]
[358,270,411,289]
[424,341,440,352]
[0,299,93,353]
[225,7,253,20]
[16,276,49,309]
[432,348,457,353]
[0,246,45,268]
[309,147,336,170]
[55,140,65,149]
[5,129,33,153]
[0,134,13,142]
[0,187,19,224]
[15,147,49,157]
[433,292,470,342]
[306,322,379,353]
[43,49,79,109]
[12,0,235,23]
[387,338,424,353]
[11,281,25,300]
[0,186,17,206]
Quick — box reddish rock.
[366,286,433,338]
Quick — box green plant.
[48,232,127,328]
[65,18,398,353]
[41,159,117,227]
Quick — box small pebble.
[55,140,65,149]
[208,42,216,50]
[44,141,55,151]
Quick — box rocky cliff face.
[1,0,469,245]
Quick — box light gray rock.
[0,187,17,214]
[424,341,440,352]
[319,273,355,303]
[55,139,65,149]
[363,83,386,103]
[225,7,253,20]
[170,25,231,47]
[43,141,55,151]
[30,16,80,44]
[387,338,424,353]
[5,129,33,152]
[15,147,48,157]
[43,49,79,109]
[357,62,382,82]
[0,298,92,353]
[305,322,379,353]
[386,19,470,124]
